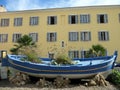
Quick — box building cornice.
[1,5,120,14]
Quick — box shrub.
[52,54,72,65]
[25,52,41,63]
[21,47,41,63]
[86,44,106,58]
[107,69,120,85]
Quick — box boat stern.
[1,56,10,67]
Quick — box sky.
[0,0,120,11]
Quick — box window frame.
[14,17,23,26]
[29,33,38,42]
[0,18,9,27]
[80,14,90,23]
[97,14,108,23]
[98,31,109,41]
[81,50,88,58]
[12,33,22,42]
[69,32,79,41]
[0,34,8,43]
[80,31,91,41]
[47,32,57,42]
[68,15,78,24]
[47,16,57,25]
[48,53,54,59]
[68,50,79,59]
[29,16,39,26]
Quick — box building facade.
[0,5,120,61]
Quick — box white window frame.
[0,18,9,27]
[81,50,88,58]
[29,33,38,42]
[48,53,54,59]
[80,14,90,23]
[69,32,79,41]
[14,17,23,26]
[0,34,8,43]
[97,14,108,23]
[47,16,57,25]
[80,31,91,41]
[30,16,39,25]
[68,50,79,59]
[12,33,22,42]
[68,15,78,24]
[47,32,57,42]
[98,31,109,41]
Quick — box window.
[14,17,23,26]
[68,15,78,24]
[68,50,79,58]
[97,14,108,23]
[47,32,57,42]
[69,32,79,41]
[80,31,91,41]
[12,33,22,42]
[0,34,8,43]
[29,16,39,25]
[29,33,38,42]
[0,18,9,27]
[48,53,54,59]
[98,31,109,41]
[81,50,88,58]
[80,14,90,23]
[61,41,64,47]
[47,16,57,25]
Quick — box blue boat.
[2,51,118,79]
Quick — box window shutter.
[69,32,71,41]
[75,15,78,24]
[6,34,8,42]
[35,33,38,42]
[77,32,79,41]
[47,16,50,24]
[97,15,100,23]
[47,33,50,41]
[105,14,108,23]
[12,34,14,42]
[54,33,57,41]
[106,32,109,40]
[89,32,91,41]
[68,15,71,24]
[88,14,90,23]
[55,16,57,24]
[80,32,83,41]
[98,32,101,41]
[80,15,82,23]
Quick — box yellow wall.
[0,5,120,62]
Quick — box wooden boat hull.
[2,51,117,79]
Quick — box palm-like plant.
[10,35,41,63]
[86,44,106,58]
[10,35,36,54]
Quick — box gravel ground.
[0,79,119,90]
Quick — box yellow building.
[0,5,120,61]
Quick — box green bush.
[25,52,41,63]
[86,44,106,58]
[21,48,41,63]
[52,54,72,65]
[107,69,120,85]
